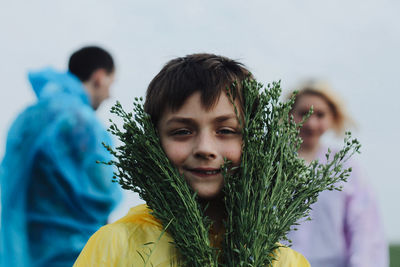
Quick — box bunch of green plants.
[106,100,218,267]
[104,78,360,267]
[221,79,360,266]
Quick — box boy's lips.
[185,167,221,177]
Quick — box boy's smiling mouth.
[185,167,221,176]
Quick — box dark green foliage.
[104,79,360,267]
[105,98,218,267]
[390,244,400,267]
[221,79,360,266]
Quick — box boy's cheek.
[160,142,185,166]
[223,146,242,166]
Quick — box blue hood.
[28,67,90,106]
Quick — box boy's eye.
[171,129,192,136]
[217,128,237,135]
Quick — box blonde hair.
[288,80,355,135]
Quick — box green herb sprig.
[221,79,360,266]
[104,79,360,267]
[105,98,219,267]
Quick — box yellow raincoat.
[74,205,310,267]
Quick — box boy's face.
[158,91,242,199]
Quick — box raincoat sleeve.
[52,107,117,195]
[73,224,129,266]
[24,107,122,265]
[74,204,179,267]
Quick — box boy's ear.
[91,69,107,89]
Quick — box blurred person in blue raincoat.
[0,46,122,266]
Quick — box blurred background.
[1,0,399,264]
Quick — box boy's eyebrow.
[165,114,238,126]
[165,117,196,126]
[213,114,238,123]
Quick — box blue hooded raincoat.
[0,68,121,266]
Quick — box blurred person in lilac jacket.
[286,81,388,267]
[0,46,121,267]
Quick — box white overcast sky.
[1,0,399,242]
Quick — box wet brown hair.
[144,53,251,125]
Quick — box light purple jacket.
[287,146,388,267]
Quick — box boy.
[74,53,309,266]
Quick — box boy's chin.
[197,191,225,202]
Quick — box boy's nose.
[193,132,217,160]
